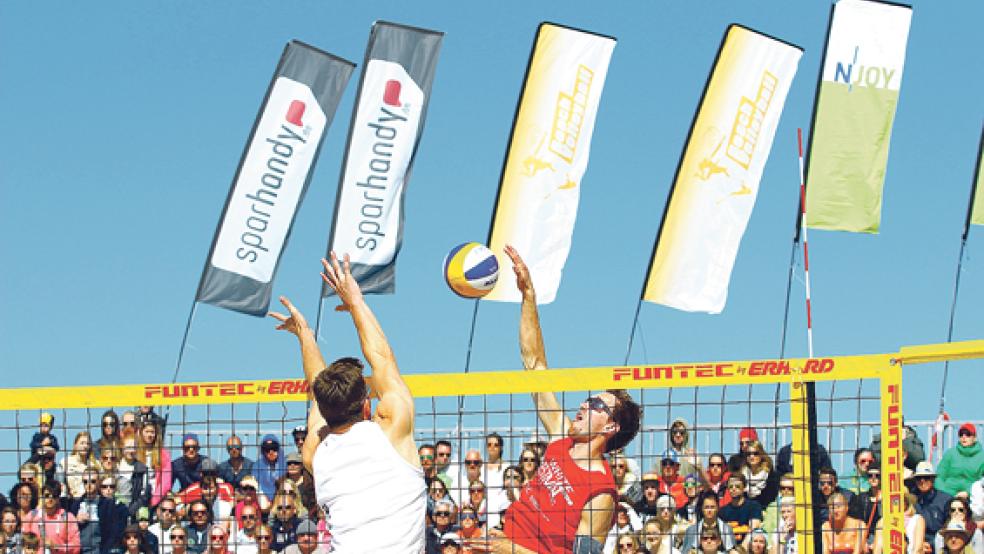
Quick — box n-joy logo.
[835,46,897,91]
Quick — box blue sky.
[1,1,981,443]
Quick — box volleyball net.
[2,339,982,553]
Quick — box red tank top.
[503,437,618,553]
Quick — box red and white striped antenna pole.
[797,128,814,358]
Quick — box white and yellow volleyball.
[443,243,500,298]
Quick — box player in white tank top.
[269,252,426,553]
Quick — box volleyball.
[443,243,500,298]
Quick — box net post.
[879,363,905,554]
[790,381,816,554]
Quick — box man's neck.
[569,439,607,471]
[732,495,745,506]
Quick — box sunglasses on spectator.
[256,536,272,541]
[619,543,635,549]
[122,421,136,427]
[277,506,294,512]
[83,479,96,485]
[192,510,208,516]
[671,429,686,436]
[701,536,719,542]
[486,442,500,448]
[470,487,485,494]
[867,472,881,479]
[227,445,241,452]
[159,507,175,514]
[747,451,762,456]
[242,514,257,520]
[460,512,477,520]
[434,511,451,517]
[183,444,199,451]
[42,493,55,500]
[950,506,966,513]
[708,462,724,468]
[101,484,116,490]
[819,480,835,487]
[684,481,698,487]
[170,535,186,540]
[464,460,482,466]
[858,457,874,464]
[420,454,434,460]
[242,485,256,491]
[522,456,536,463]
[583,396,614,418]
[103,420,117,427]
[210,535,226,541]
[958,430,974,437]
[102,455,117,461]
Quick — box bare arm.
[506,245,570,438]
[320,253,415,446]
[575,492,617,544]
[268,296,328,473]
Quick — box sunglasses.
[82,479,96,485]
[122,422,136,427]
[522,457,536,462]
[619,544,635,549]
[858,458,874,464]
[227,445,241,452]
[470,488,485,494]
[958,431,974,437]
[277,506,294,512]
[583,396,614,418]
[950,506,966,513]
[170,535,186,540]
[819,480,835,487]
[242,514,257,520]
[102,456,117,461]
[701,536,719,542]
[684,481,698,488]
[460,512,477,520]
[434,511,451,517]
[192,510,208,516]
[160,508,175,514]
[867,472,881,479]
[747,451,762,456]
[210,535,226,541]
[464,460,482,466]
[708,462,724,468]
[671,429,686,435]
[256,536,272,541]
[183,445,199,451]
[103,421,117,426]
[419,454,434,460]
[100,484,116,490]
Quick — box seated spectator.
[35,447,60,485]
[31,413,61,458]
[677,473,704,526]
[680,493,738,552]
[821,492,864,554]
[135,407,165,436]
[61,432,96,499]
[168,527,190,554]
[252,525,274,554]
[283,454,315,516]
[426,500,458,554]
[517,448,540,486]
[486,465,521,530]
[173,434,210,492]
[840,449,876,495]
[871,419,925,473]
[718,473,763,545]
[747,528,769,554]
[117,432,151,519]
[848,465,882,549]
[184,500,213,554]
[872,491,925,554]
[693,525,730,554]
[435,441,456,492]
[148,496,179,554]
[913,461,953,547]
[775,442,833,481]
[232,476,269,530]
[136,509,159,554]
[136,422,171,509]
[290,427,307,453]
[814,467,854,531]
[217,437,252,492]
[119,412,138,436]
[2,506,23,554]
[484,432,506,492]
[742,440,779,509]
[635,473,663,519]
[438,532,462,554]
[773,496,797,554]
[658,450,688,509]
[642,516,681,554]
[204,525,229,554]
[69,468,127,554]
[121,525,146,554]
[727,427,759,472]
[95,411,121,460]
[456,505,483,544]
[268,492,300,553]
[22,532,41,554]
[616,533,641,554]
[99,448,120,484]
[937,424,984,498]
[761,474,795,535]
[11,482,38,522]
[463,480,487,527]
[231,503,260,554]
[254,437,284,502]
[279,520,321,554]
[604,502,643,552]
[22,481,81,554]
[668,418,700,478]
[971,474,984,522]
[272,480,306,521]
[938,520,974,554]
[703,453,733,507]
[613,453,642,505]
[932,497,982,554]
[427,479,452,521]
[419,444,437,481]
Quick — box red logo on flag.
[383,80,402,107]
[286,100,306,126]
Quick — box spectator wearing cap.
[22,481,80,554]
[718,473,763,545]
[31,442,60,485]
[280,519,322,554]
[217,436,253,491]
[290,427,307,453]
[172,435,211,491]
[438,532,462,554]
[254,436,284,500]
[136,408,166,436]
[658,450,689,509]
[120,525,147,554]
[937,424,984,498]
[31,413,61,458]
[678,473,705,526]
[135,508,159,554]
[760,474,795,535]
[938,520,974,554]
[232,476,270,530]
[69,467,127,554]
[634,472,663,518]
[932,496,982,554]
[283,453,315,516]
[176,459,235,518]
[913,461,954,547]
[727,427,759,472]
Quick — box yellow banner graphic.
[643,25,802,313]
[486,23,615,304]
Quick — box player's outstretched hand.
[321,251,364,312]
[504,244,534,298]
[465,528,514,554]
[268,296,312,337]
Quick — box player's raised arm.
[320,252,415,442]
[505,245,570,439]
[267,296,328,472]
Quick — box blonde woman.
[742,441,779,508]
[872,491,925,554]
[60,432,96,498]
[273,478,307,519]
[822,492,864,554]
[136,421,172,507]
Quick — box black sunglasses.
[583,396,614,418]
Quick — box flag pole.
[939,124,983,415]
[313,295,326,343]
[797,128,815,358]
[623,299,643,364]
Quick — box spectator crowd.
[1,409,982,554]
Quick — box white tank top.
[313,421,426,553]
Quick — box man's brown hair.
[312,357,367,428]
[605,389,642,453]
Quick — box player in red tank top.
[469,246,642,554]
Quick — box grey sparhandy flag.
[197,41,355,316]
[324,21,444,296]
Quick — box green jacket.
[937,440,984,496]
